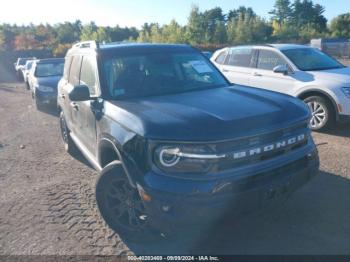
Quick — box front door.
[74,55,100,155]
[249,49,296,95]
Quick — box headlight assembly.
[154,145,225,173]
[341,87,350,98]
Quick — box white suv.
[211,44,350,131]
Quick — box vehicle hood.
[37,76,62,89]
[308,67,350,85]
[105,86,310,141]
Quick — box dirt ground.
[1,62,350,256]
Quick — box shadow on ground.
[123,171,350,255]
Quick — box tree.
[269,0,293,25]
[56,21,81,44]
[186,5,206,45]
[0,29,5,51]
[202,7,225,43]
[292,0,327,33]
[227,6,256,22]
[330,13,350,38]
[161,20,186,43]
[227,13,272,45]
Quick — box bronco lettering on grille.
[231,134,306,160]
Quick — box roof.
[67,41,195,56]
[268,44,310,50]
[227,44,310,51]
[99,43,194,55]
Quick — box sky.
[0,0,348,28]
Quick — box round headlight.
[159,147,180,167]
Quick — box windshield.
[35,62,64,77]
[102,51,229,99]
[282,48,344,71]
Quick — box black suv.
[58,41,319,239]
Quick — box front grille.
[211,122,309,172]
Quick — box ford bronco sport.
[58,41,319,239]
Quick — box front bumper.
[35,89,57,106]
[338,114,350,123]
[140,145,319,234]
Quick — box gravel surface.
[1,62,350,256]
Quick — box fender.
[98,136,142,188]
[297,88,340,120]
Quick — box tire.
[59,111,78,155]
[304,96,334,131]
[96,161,159,241]
[35,98,44,111]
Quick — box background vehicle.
[14,57,36,80]
[211,44,350,131]
[22,60,35,89]
[58,41,319,240]
[28,58,64,110]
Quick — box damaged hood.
[105,85,310,141]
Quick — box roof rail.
[72,40,100,49]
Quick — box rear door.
[63,55,82,132]
[220,47,255,85]
[249,49,296,95]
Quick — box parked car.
[23,60,35,89]
[14,57,36,80]
[211,44,350,131]
[28,58,64,110]
[58,41,319,240]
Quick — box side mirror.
[68,85,90,101]
[273,64,289,75]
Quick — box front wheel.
[96,161,157,241]
[304,96,334,131]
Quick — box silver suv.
[211,44,350,131]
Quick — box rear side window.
[80,56,98,96]
[257,50,287,70]
[63,56,73,80]
[226,48,254,68]
[215,51,227,64]
[68,56,82,86]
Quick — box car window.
[215,51,227,65]
[68,56,82,86]
[225,48,254,68]
[80,56,98,96]
[282,48,344,71]
[257,50,287,70]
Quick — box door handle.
[222,69,230,72]
[70,102,79,111]
[253,72,262,77]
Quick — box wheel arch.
[297,89,339,121]
[98,137,137,188]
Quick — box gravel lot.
[1,61,350,256]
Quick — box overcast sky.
[0,0,348,28]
